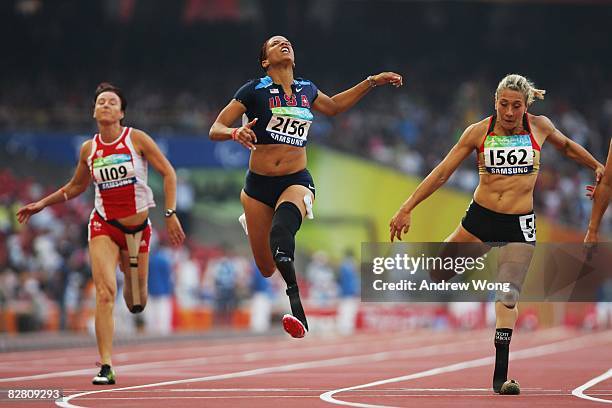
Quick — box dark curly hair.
[259,38,269,73]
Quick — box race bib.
[266,107,313,147]
[519,214,536,242]
[484,135,534,175]
[93,154,136,190]
[266,115,311,146]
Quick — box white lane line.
[0,327,563,375]
[76,396,319,399]
[59,387,560,393]
[165,388,491,392]
[0,334,420,369]
[339,393,612,398]
[0,336,303,370]
[2,329,473,383]
[320,331,612,408]
[55,337,488,408]
[572,369,612,404]
[0,341,383,381]
[0,339,271,368]
[72,393,612,400]
[0,328,437,365]
[0,331,393,368]
[168,388,327,392]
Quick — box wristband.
[231,128,239,141]
[367,75,377,88]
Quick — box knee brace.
[269,202,302,262]
[496,283,520,308]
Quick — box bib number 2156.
[266,115,311,139]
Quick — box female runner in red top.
[17,83,185,385]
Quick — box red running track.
[0,327,610,407]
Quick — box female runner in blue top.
[210,35,402,338]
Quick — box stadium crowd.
[2,77,609,232]
[0,0,610,333]
[0,168,361,333]
[1,0,610,232]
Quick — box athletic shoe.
[92,363,116,385]
[285,284,309,331]
[282,314,307,338]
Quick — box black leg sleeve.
[269,201,307,329]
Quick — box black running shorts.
[244,169,315,208]
[461,200,536,246]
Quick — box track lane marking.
[2,330,482,383]
[572,369,612,404]
[320,331,612,408]
[55,336,489,408]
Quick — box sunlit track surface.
[0,328,609,407]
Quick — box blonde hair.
[495,74,546,106]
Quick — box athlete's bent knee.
[257,262,276,278]
[496,284,520,308]
[270,202,302,262]
[96,286,116,306]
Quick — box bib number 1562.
[486,148,532,167]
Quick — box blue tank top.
[233,76,319,147]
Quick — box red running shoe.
[282,314,306,338]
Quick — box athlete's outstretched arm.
[209,100,257,150]
[541,116,605,181]
[312,72,402,116]
[132,130,185,246]
[585,140,612,243]
[16,141,92,224]
[389,124,478,242]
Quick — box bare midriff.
[249,144,307,176]
[473,173,537,214]
[116,210,149,226]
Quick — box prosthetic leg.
[270,201,310,338]
[493,243,534,395]
[124,230,144,314]
[103,212,149,314]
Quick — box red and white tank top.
[477,113,541,176]
[87,127,155,220]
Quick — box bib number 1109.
[98,165,128,182]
